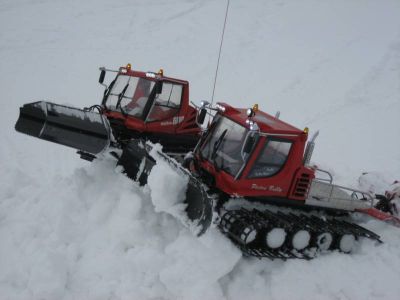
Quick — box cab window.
[248,139,292,178]
[200,116,248,176]
[146,83,182,122]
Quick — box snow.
[291,230,311,251]
[338,234,357,253]
[1,0,400,299]
[51,102,105,123]
[147,147,189,219]
[266,228,287,249]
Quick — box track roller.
[337,233,357,253]
[265,228,287,249]
[290,230,311,251]
[315,232,334,251]
[218,208,381,260]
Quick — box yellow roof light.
[253,104,259,112]
[126,63,132,70]
[158,68,164,76]
[303,127,309,134]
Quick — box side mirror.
[156,81,163,94]
[99,69,106,84]
[197,108,207,125]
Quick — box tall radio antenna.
[210,0,230,107]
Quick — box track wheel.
[338,233,356,253]
[291,230,311,251]
[265,228,287,249]
[315,232,333,251]
[241,228,257,245]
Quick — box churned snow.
[1,0,400,299]
[147,146,189,218]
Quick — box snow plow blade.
[15,101,110,155]
[119,140,213,235]
[185,177,214,235]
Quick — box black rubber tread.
[218,208,381,260]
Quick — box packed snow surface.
[1,0,400,299]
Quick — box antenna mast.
[210,0,230,107]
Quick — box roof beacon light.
[158,68,164,76]
[126,63,132,71]
[253,104,259,112]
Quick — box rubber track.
[219,208,382,260]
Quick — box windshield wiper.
[116,83,129,115]
[102,78,116,108]
[211,129,227,161]
[196,121,217,161]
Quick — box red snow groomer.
[15,64,201,160]
[121,102,400,259]
[15,66,400,259]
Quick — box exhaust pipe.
[303,131,319,166]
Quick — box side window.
[146,83,182,122]
[248,139,292,178]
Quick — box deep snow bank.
[0,158,240,299]
[1,157,400,300]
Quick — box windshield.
[200,115,249,176]
[105,74,155,118]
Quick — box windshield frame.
[144,82,184,123]
[103,74,158,120]
[198,114,252,178]
[247,137,293,179]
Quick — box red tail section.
[357,208,400,228]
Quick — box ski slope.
[1,0,400,299]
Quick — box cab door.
[144,82,183,143]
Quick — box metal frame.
[310,168,375,209]
[314,168,333,184]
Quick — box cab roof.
[120,67,189,86]
[217,102,304,135]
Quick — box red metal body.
[103,67,200,144]
[195,103,315,203]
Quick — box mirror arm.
[236,131,259,180]
[240,131,252,160]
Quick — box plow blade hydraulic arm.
[15,101,110,155]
